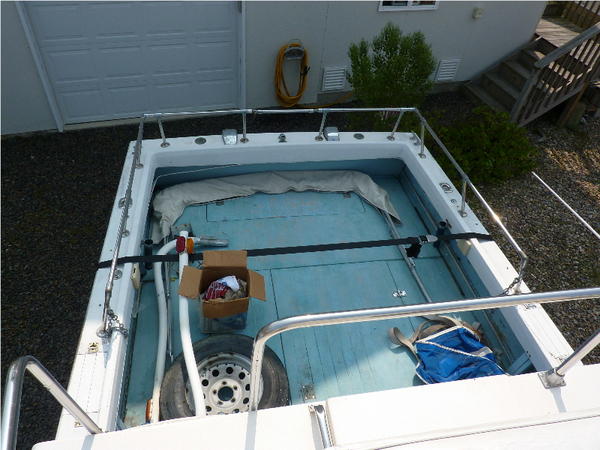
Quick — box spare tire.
[160,334,289,419]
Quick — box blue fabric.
[414,327,505,384]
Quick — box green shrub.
[435,107,538,184]
[347,23,436,130]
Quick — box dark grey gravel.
[2,92,598,449]
[471,112,600,364]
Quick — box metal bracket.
[222,129,238,145]
[157,116,170,148]
[87,342,100,354]
[538,369,566,388]
[324,126,339,141]
[309,404,333,448]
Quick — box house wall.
[245,1,546,107]
[1,1,546,134]
[1,2,56,135]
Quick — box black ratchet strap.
[97,232,492,269]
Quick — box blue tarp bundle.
[389,316,505,384]
[414,326,505,384]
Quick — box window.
[379,1,439,12]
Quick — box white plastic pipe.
[150,239,177,423]
[151,235,227,422]
[177,230,206,416]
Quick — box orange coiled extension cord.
[274,43,309,107]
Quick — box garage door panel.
[26,1,239,124]
[44,49,97,81]
[27,3,85,44]
[195,70,237,83]
[193,43,236,70]
[62,91,106,121]
[141,2,194,34]
[152,73,194,86]
[98,47,145,78]
[86,3,141,37]
[147,44,191,73]
[153,83,196,109]
[188,2,239,32]
[102,75,147,90]
[106,87,149,114]
[54,79,102,94]
[191,30,236,44]
[195,80,236,106]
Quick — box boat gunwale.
[55,131,575,438]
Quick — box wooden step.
[463,83,508,113]
[482,72,520,110]
[519,41,593,76]
[535,37,559,55]
[518,49,545,68]
[500,60,532,90]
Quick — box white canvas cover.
[152,170,402,240]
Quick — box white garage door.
[25,1,240,124]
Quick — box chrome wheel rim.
[185,352,263,415]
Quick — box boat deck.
[123,172,525,426]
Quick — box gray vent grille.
[436,59,461,82]
[322,67,347,91]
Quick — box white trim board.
[15,2,64,132]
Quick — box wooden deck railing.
[511,22,600,126]
[562,1,600,30]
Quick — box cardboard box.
[179,250,266,319]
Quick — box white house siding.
[245,1,547,107]
[1,2,56,134]
[1,1,546,134]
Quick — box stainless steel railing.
[532,171,600,241]
[247,287,600,411]
[98,118,144,338]
[1,356,103,450]
[98,106,529,338]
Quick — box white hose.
[150,239,176,423]
[178,230,206,416]
[150,235,227,422]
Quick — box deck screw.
[440,182,453,193]
[87,342,100,353]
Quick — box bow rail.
[97,107,528,337]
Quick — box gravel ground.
[473,113,600,363]
[2,92,599,449]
